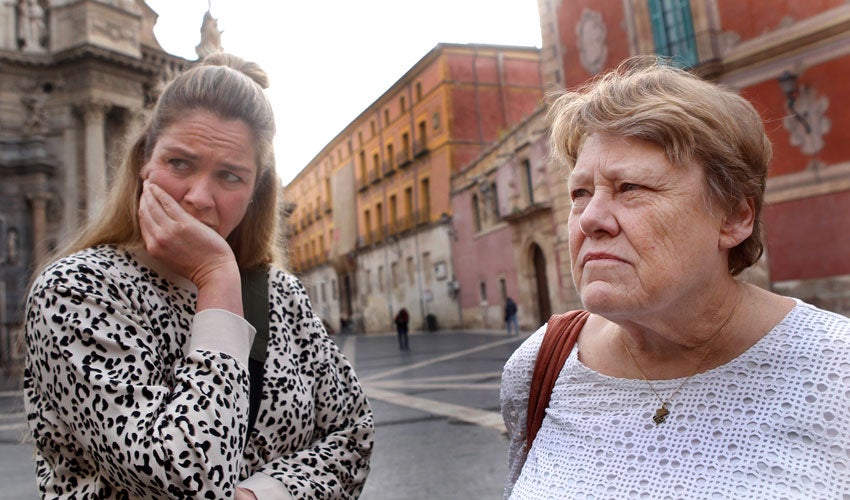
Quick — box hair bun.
[201,52,270,89]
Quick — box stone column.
[81,101,110,220]
[61,106,81,238]
[27,190,53,268]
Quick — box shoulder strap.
[525,310,590,452]
[240,267,270,439]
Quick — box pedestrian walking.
[504,297,519,336]
[395,308,410,350]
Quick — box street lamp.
[778,70,811,133]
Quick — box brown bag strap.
[526,310,590,452]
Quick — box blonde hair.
[548,56,772,275]
[56,53,284,271]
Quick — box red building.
[531,0,850,314]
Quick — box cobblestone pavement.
[0,328,529,499]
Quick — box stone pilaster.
[80,101,110,220]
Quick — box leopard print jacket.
[24,245,373,499]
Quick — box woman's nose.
[182,177,215,211]
[578,193,619,237]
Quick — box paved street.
[0,328,527,499]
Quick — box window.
[386,144,394,169]
[365,269,372,293]
[420,177,431,219]
[332,279,338,300]
[406,256,415,284]
[402,132,411,160]
[648,0,697,68]
[499,277,507,302]
[373,153,380,179]
[522,159,534,206]
[364,209,372,243]
[321,282,327,302]
[432,112,440,130]
[479,281,488,302]
[418,120,427,148]
[359,151,367,181]
[415,81,423,100]
[384,109,390,125]
[400,96,406,112]
[391,261,399,287]
[376,202,384,238]
[370,120,376,136]
[472,193,482,232]
[378,265,385,292]
[490,182,500,218]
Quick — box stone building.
[284,43,543,334]
[532,0,850,315]
[450,107,581,331]
[0,0,191,370]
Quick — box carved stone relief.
[783,85,830,156]
[576,8,607,75]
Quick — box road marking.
[365,386,505,432]
[362,336,521,382]
[0,422,27,432]
[371,371,503,384]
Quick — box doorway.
[531,243,551,324]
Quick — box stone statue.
[195,7,222,59]
[17,0,46,52]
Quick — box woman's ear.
[719,197,755,250]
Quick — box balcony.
[414,209,430,226]
[502,201,552,223]
[413,140,429,158]
[369,169,381,185]
[356,176,369,192]
[396,152,412,169]
[322,201,331,214]
[382,161,396,177]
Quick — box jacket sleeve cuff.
[187,309,256,366]
[237,472,293,500]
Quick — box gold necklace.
[621,295,743,426]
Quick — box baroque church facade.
[0,0,195,370]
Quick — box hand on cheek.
[138,179,237,288]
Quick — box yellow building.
[284,43,543,333]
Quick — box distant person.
[395,308,410,350]
[23,53,373,499]
[500,56,850,498]
[504,297,519,336]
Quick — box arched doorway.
[531,243,552,324]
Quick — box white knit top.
[500,300,850,499]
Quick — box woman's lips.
[582,252,625,266]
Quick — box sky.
[144,0,543,185]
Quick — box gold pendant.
[653,405,669,425]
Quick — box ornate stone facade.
[0,0,191,372]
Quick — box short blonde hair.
[58,53,284,270]
[549,56,772,275]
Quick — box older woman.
[24,53,373,499]
[501,57,850,498]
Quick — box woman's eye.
[219,171,243,183]
[167,158,189,171]
[620,183,641,192]
[570,188,591,200]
